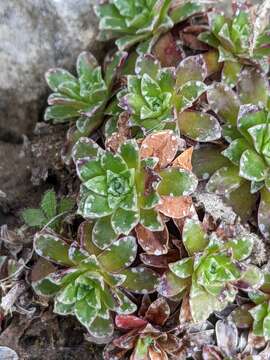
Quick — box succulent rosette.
[94,0,202,54]
[247,271,270,340]
[44,51,127,162]
[158,218,262,322]
[32,223,158,341]
[117,54,221,139]
[200,67,270,237]
[73,132,198,249]
[199,6,270,86]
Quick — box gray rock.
[0,0,103,137]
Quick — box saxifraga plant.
[158,217,262,322]
[73,134,198,249]
[199,4,270,86]
[32,222,158,341]
[94,0,203,54]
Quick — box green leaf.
[22,208,46,228]
[118,140,139,169]
[169,258,193,279]
[56,283,77,305]
[239,149,267,182]
[192,144,231,180]
[76,51,98,78]
[135,54,160,78]
[176,54,206,88]
[111,208,139,235]
[45,68,76,92]
[206,165,242,195]
[72,137,102,162]
[83,192,112,218]
[157,270,189,297]
[34,231,74,266]
[170,2,201,24]
[140,208,164,231]
[98,236,137,272]
[237,105,267,143]
[101,152,128,173]
[41,190,57,220]
[177,80,207,111]
[226,237,253,261]
[33,277,61,296]
[258,187,270,238]
[178,110,221,142]
[75,299,98,329]
[92,216,118,250]
[207,83,240,126]
[84,175,107,196]
[222,138,250,166]
[89,316,114,338]
[44,104,80,122]
[121,266,159,294]
[54,300,74,315]
[157,168,198,196]
[222,60,242,87]
[190,284,225,322]
[182,218,209,256]
[238,265,264,291]
[58,197,75,214]
[237,67,269,107]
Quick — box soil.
[0,124,103,359]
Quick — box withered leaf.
[172,147,193,171]
[156,196,193,219]
[135,223,169,255]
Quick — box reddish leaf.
[153,32,183,67]
[179,294,192,324]
[115,315,148,330]
[140,130,179,169]
[156,196,193,219]
[172,147,193,171]
[135,224,169,255]
[140,249,180,268]
[145,298,170,326]
[202,345,223,360]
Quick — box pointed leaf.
[45,68,76,92]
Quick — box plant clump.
[10,0,270,358]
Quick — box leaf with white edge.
[54,299,74,315]
[258,187,270,238]
[135,54,160,78]
[190,284,226,322]
[169,258,194,279]
[34,231,74,266]
[45,68,76,92]
[157,270,189,298]
[222,138,251,166]
[157,168,198,197]
[33,276,61,296]
[182,218,209,256]
[98,236,137,273]
[206,166,242,195]
[239,149,267,182]
[226,237,253,261]
[140,208,164,232]
[89,315,114,339]
[72,137,103,163]
[237,105,267,143]
[92,216,118,250]
[236,265,264,291]
[114,289,137,315]
[237,67,269,107]
[207,83,240,126]
[111,208,139,235]
[75,299,98,328]
[175,55,207,88]
[178,111,221,142]
[177,81,207,112]
[222,61,242,87]
[84,192,112,218]
[121,266,159,294]
[76,51,98,78]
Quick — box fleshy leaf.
[98,236,137,272]
[34,231,74,266]
[157,168,198,196]
[182,218,209,256]
[178,111,221,142]
[92,216,118,250]
[206,166,243,195]
[158,270,189,298]
[135,223,168,256]
[258,187,270,238]
[239,149,267,182]
[121,266,159,294]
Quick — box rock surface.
[0,0,103,137]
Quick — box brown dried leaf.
[140,130,179,169]
[105,111,131,152]
[135,223,169,255]
[149,346,167,360]
[145,298,170,326]
[156,196,193,219]
[172,147,193,171]
[179,294,192,325]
